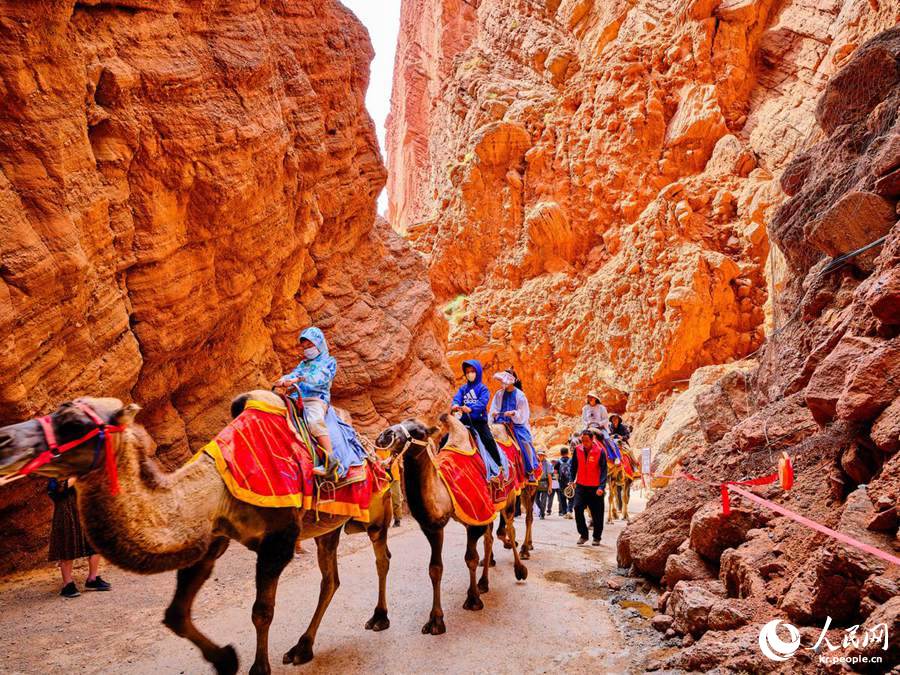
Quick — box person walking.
[48,478,111,598]
[556,446,573,518]
[535,450,552,519]
[547,462,560,516]
[569,430,607,546]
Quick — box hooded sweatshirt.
[283,327,337,403]
[451,359,490,421]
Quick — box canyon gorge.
[0,1,898,669]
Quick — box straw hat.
[586,391,602,404]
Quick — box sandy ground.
[0,494,658,675]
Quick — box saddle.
[199,396,388,521]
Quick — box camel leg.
[364,507,391,631]
[163,538,237,675]
[283,528,341,666]
[249,527,297,675]
[502,506,527,581]
[421,528,446,635]
[607,481,617,522]
[463,525,485,611]
[520,489,534,559]
[623,480,631,521]
[496,516,512,550]
[478,523,492,593]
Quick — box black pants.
[546,489,555,514]
[573,484,604,541]
[555,488,569,515]
[463,417,503,467]
[536,490,549,517]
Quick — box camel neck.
[74,427,223,573]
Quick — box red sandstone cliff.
[0,1,451,573]
[617,28,900,671]
[387,0,899,445]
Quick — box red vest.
[576,442,604,486]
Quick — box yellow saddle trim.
[440,444,477,457]
[244,399,288,416]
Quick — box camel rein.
[0,402,124,495]
[374,424,433,473]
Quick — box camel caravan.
[0,328,637,674]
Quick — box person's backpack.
[557,457,572,483]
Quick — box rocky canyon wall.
[0,1,451,573]
[387,0,899,445]
[617,28,900,671]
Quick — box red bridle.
[11,401,124,495]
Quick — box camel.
[374,414,527,635]
[0,392,391,675]
[491,422,538,560]
[606,439,636,523]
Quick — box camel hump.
[230,390,282,419]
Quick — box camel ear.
[113,403,141,426]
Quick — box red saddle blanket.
[197,399,388,521]
[434,436,529,526]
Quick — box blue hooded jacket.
[284,327,337,403]
[452,359,490,422]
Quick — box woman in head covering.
[490,370,539,479]
[582,391,609,432]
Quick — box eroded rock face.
[619,26,900,671]
[0,1,451,573]
[387,0,898,439]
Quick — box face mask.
[466,372,477,382]
[304,347,320,360]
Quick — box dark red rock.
[872,398,900,455]
[707,600,752,631]
[689,501,769,563]
[663,548,718,589]
[651,614,674,632]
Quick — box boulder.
[804,192,897,272]
[651,614,674,632]
[665,625,763,672]
[847,596,900,667]
[840,441,880,486]
[668,580,725,637]
[863,265,900,324]
[871,397,900,455]
[806,336,877,424]
[689,501,769,562]
[835,337,900,423]
[664,548,717,588]
[694,367,753,444]
[707,600,753,631]
[720,529,780,599]
[781,488,889,623]
[617,483,706,579]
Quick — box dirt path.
[0,495,651,674]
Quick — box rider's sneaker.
[85,576,111,591]
[576,537,588,546]
[60,582,80,598]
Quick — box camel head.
[375,418,440,457]
[0,397,141,479]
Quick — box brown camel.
[0,392,391,675]
[606,440,636,522]
[375,414,527,635]
[491,422,537,561]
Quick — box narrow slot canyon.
[0,1,898,673]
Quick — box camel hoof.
[422,616,446,635]
[249,662,271,675]
[365,611,390,632]
[477,577,490,594]
[527,543,534,551]
[503,540,513,550]
[463,593,484,611]
[489,556,496,567]
[519,547,530,560]
[214,645,239,675]
[283,637,314,665]
[514,563,528,581]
